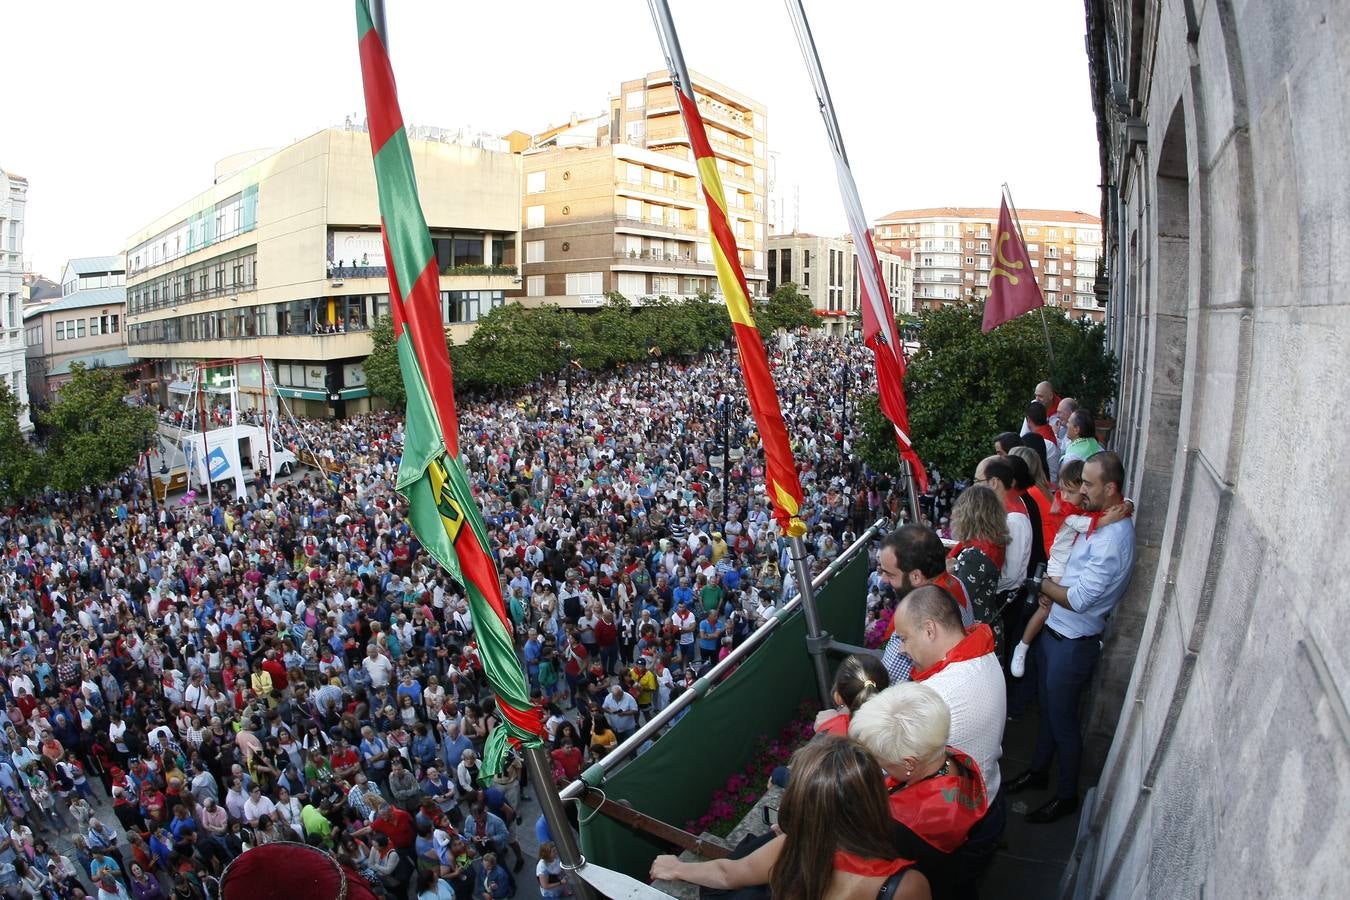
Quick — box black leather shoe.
[1005,769,1049,794]
[1026,796,1079,824]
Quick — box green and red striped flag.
[354,0,543,777]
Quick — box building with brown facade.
[518,71,768,307]
[872,206,1104,320]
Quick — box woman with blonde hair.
[651,737,929,899]
[850,682,994,900]
[946,485,1009,653]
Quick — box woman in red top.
[651,738,928,899]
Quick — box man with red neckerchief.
[892,585,1008,899]
[877,526,979,684]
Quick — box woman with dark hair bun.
[814,653,891,737]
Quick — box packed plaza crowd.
[654,381,1137,898]
[0,338,907,900]
[0,330,1135,899]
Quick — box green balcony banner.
[579,552,869,878]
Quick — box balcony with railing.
[614,178,700,208]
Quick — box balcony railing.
[328,263,516,280]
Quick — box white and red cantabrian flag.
[983,198,1044,332]
[353,0,543,778]
[819,147,926,490]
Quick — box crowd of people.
[0,337,929,900]
[655,379,1137,899]
[0,329,1135,900]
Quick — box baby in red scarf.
[1010,459,1132,677]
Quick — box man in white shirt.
[363,645,392,690]
[888,584,1008,883]
[242,784,276,826]
[974,456,1031,595]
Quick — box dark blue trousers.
[1031,629,1101,800]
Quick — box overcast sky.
[5,0,1100,279]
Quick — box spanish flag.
[668,83,808,537]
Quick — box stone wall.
[1075,1,1350,897]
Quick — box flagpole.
[1002,182,1056,365]
[353,5,596,895]
[647,0,831,708]
[781,0,926,512]
[369,0,388,47]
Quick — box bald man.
[1021,381,1061,438]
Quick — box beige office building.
[518,71,768,307]
[873,207,1104,321]
[766,233,914,335]
[124,127,521,416]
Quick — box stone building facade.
[1074,1,1350,897]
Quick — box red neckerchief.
[947,540,1005,571]
[911,624,996,681]
[1004,488,1028,517]
[832,850,913,877]
[885,749,989,853]
[1055,495,1131,537]
[932,571,969,612]
[1027,420,1057,445]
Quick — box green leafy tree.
[753,282,817,339]
[363,314,406,408]
[0,381,39,502]
[859,303,1117,479]
[464,303,570,388]
[40,364,157,492]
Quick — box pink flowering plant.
[685,701,819,837]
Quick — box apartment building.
[518,70,768,307]
[124,127,521,417]
[0,167,32,430]
[873,207,1104,321]
[766,233,914,335]
[24,256,131,404]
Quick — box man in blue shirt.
[697,610,725,661]
[1010,451,1136,824]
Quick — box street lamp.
[143,427,158,510]
[558,340,572,421]
[720,335,735,526]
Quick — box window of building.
[965,256,975,265]
[76,319,86,338]
[215,264,225,289]
[565,272,603,295]
[625,91,644,109]
[525,241,545,264]
[802,250,811,269]
[526,206,545,228]
[56,321,65,341]
[526,171,546,194]
[1026,244,1039,253]
[616,273,646,297]
[90,316,100,336]
[526,275,545,297]
[452,236,484,267]
[1027,227,1039,236]
[780,248,792,285]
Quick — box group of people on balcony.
[654,381,1136,899]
